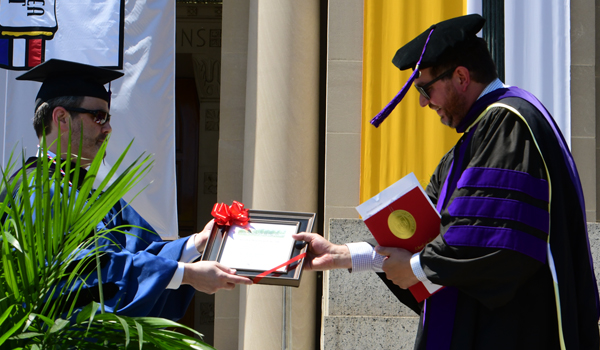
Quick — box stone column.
[570,0,596,221]
[218,0,320,349]
[215,0,250,348]
[240,1,320,349]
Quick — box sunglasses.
[64,107,111,125]
[413,67,456,100]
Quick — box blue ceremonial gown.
[92,199,195,320]
[23,156,196,321]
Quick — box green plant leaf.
[0,313,28,345]
[76,301,100,324]
[10,331,44,340]
[3,231,21,252]
[116,314,131,348]
[0,304,15,325]
[49,318,70,334]
[134,319,144,350]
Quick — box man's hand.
[182,261,252,294]
[194,220,214,254]
[376,246,419,289]
[292,232,352,271]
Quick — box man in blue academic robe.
[15,59,252,321]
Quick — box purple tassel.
[370,27,435,128]
[370,69,419,128]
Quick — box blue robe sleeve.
[89,198,196,320]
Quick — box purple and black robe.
[376,87,600,349]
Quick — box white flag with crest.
[0,0,178,239]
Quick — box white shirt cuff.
[180,234,202,263]
[166,235,202,290]
[346,242,385,273]
[410,253,429,282]
[166,262,185,289]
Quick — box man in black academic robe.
[294,14,600,349]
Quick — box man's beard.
[439,84,469,128]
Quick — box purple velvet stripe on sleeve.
[456,86,599,315]
[448,197,549,233]
[444,226,547,262]
[458,167,549,202]
[457,87,584,220]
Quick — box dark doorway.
[174,77,201,338]
[175,2,222,345]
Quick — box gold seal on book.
[388,209,416,239]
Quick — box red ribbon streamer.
[211,200,249,226]
[253,252,307,284]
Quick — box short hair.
[429,37,498,85]
[33,96,84,138]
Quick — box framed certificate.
[202,210,316,287]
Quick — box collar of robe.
[23,155,88,190]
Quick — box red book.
[356,173,443,302]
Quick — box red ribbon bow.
[211,200,250,226]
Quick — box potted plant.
[0,136,216,349]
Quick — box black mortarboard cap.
[392,14,485,71]
[370,14,485,127]
[16,59,124,109]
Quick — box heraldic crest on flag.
[0,0,125,70]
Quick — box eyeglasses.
[414,67,456,100]
[64,107,111,125]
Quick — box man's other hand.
[182,261,252,294]
[376,246,419,289]
[193,219,214,254]
[292,232,352,271]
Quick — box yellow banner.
[361,1,466,203]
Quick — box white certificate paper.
[219,222,299,272]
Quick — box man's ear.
[454,66,471,92]
[52,106,70,131]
